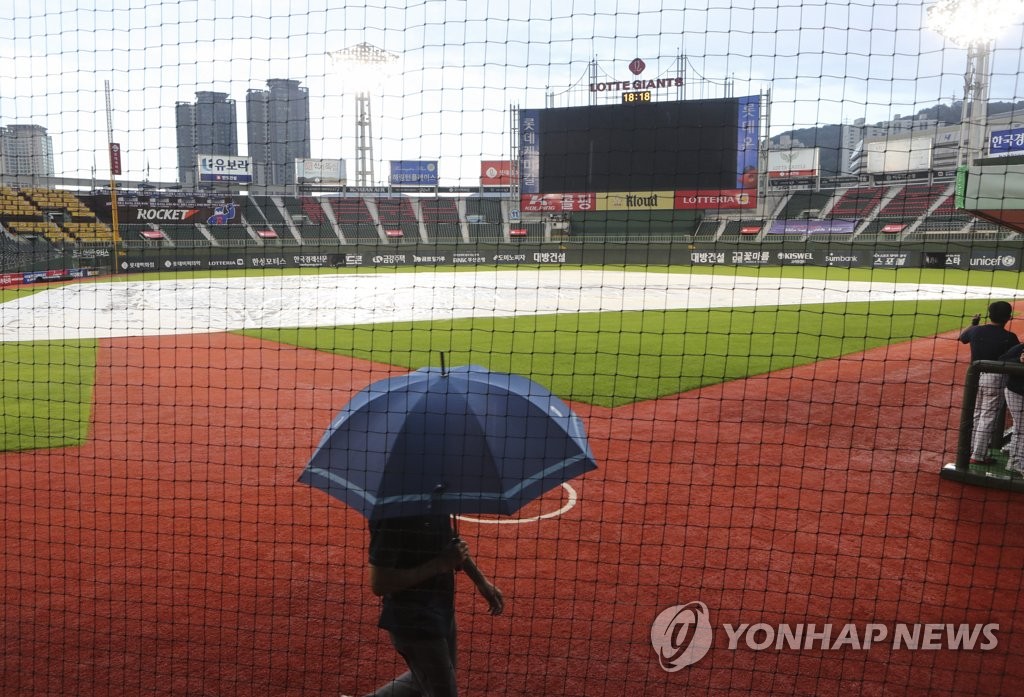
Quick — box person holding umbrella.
[362,514,504,697]
[298,363,597,697]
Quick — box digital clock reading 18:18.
[622,90,652,103]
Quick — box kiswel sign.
[652,602,999,671]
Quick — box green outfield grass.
[1,264,1021,451]
[247,299,972,407]
[0,340,97,451]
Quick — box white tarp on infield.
[1,269,1018,342]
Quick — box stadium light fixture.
[926,0,1024,166]
[328,43,400,187]
[926,0,1024,48]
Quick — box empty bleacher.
[256,196,294,230]
[327,197,379,243]
[418,197,463,243]
[21,188,114,244]
[508,222,546,242]
[237,196,271,228]
[465,197,504,242]
[718,219,768,242]
[294,196,341,243]
[0,187,66,243]
[826,186,887,219]
[2,181,1021,254]
[777,190,835,219]
[155,223,210,246]
[0,186,42,218]
[875,184,951,219]
[0,226,59,271]
[205,223,256,245]
[852,219,907,242]
[693,219,723,241]
[374,196,421,243]
[3,220,67,244]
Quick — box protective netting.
[2,2,1024,696]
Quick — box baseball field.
[3,264,1024,696]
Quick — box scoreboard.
[523,96,755,193]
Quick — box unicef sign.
[969,252,1019,270]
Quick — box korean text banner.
[389,160,439,185]
[198,155,253,183]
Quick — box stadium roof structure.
[956,155,1024,232]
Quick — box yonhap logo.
[651,602,713,671]
[651,601,999,672]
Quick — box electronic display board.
[519,95,759,211]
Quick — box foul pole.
[105,80,122,273]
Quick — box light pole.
[328,43,399,187]
[926,0,1024,166]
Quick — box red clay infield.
[2,330,1023,696]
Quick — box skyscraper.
[175,91,239,186]
[246,79,311,188]
[0,124,55,177]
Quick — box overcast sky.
[1,0,1022,184]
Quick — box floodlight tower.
[927,0,1024,166]
[329,43,399,187]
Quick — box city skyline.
[1,1,1023,185]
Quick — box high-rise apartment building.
[0,124,55,177]
[246,79,310,188]
[175,91,239,185]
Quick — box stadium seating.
[777,190,834,219]
[1,182,1022,251]
[827,186,887,218]
[465,197,504,242]
[0,186,42,218]
[3,220,68,244]
[373,196,421,243]
[327,197,379,243]
[875,184,951,219]
[257,196,295,230]
[852,219,906,242]
[418,197,464,242]
[295,196,341,243]
[204,223,257,245]
[155,223,210,246]
[718,219,768,242]
[693,220,724,241]
[20,188,114,244]
[237,196,271,227]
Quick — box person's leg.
[1004,389,1024,474]
[971,375,1005,460]
[362,670,422,697]
[386,630,458,697]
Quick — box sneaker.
[1007,469,1024,480]
[969,457,995,465]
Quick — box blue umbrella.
[298,364,597,520]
